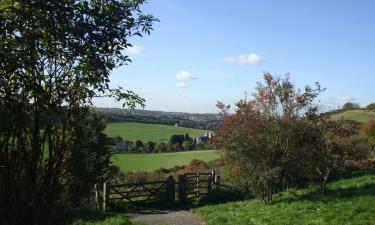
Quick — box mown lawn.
[112,150,221,172]
[104,122,208,143]
[193,175,375,225]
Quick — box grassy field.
[193,175,375,225]
[104,122,208,142]
[111,150,221,172]
[331,110,375,123]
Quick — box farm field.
[111,150,221,172]
[104,122,208,142]
[193,175,375,225]
[331,110,375,123]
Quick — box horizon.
[93,0,375,114]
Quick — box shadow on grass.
[273,183,375,205]
[109,186,247,213]
[108,177,375,213]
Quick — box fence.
[96,171,221,211]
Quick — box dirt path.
[127,209,206,225]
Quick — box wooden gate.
[177,171,218,203]
[98,171,220,210]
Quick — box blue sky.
[93,0,375,113]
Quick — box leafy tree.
[135,140,144,149]
[312,120,354,196]
[65,109,111,206]
[146,141,155,152]
[365,103,375,110]
[215,72,324,203]
[155,142,168,153]
[342,102,360,110]
[0,1,157,224]
[184,133,193,142]
[170,134,185,145]
[183,140,190,151]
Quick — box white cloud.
[225,53,263,66]
[176,82,188,88]
[337,96,355,102]
[176,70,196,81]
[124,45,144,55]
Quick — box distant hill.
[95,107,222,130]
[330,109,375,123]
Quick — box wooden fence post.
[207,175,212,193]
[211,170,216,189]
[102,181,110,211]
[178,175,186,204]
[214,175,220,186]
[196,172,200,197]
[94,183,99,208]
[166,175,175,203]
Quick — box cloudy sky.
[93,0,375,113]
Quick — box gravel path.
[127,209,206,225]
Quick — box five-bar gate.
[97,171,220,210]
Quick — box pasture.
[104,122,208,142]
[193,175,375,225]
[111,150,221,172]
[331,110,375,123]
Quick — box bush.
[365,103,375,110]
[214,73,372,202]
[342,102,360,110]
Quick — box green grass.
[66,210,144,225]
[111,150,221,172]
[104,122,208,143]
[193,175,375,225]
[331,110,375,123]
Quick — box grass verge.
[66,210,144,225]
[193,175,375,225]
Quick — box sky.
[93,0,375,113]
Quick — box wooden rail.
[98,171,220,211]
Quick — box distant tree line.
[109,133,211,153]
[321,101,375,117]
[101,111,223,130]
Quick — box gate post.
[178,175,186,204]
[166,175,175,203]
[196,172,200,197]
[102,181,110,211]
[102,181,107,211]
[94,183,99,208]
[207,175,213,193]
[215,175,221,190]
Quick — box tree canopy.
[0,1,157,224]
[342,102,360,110]
[214,72,371,203]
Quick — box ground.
[128,209,205,225]
[68,175,375,225]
